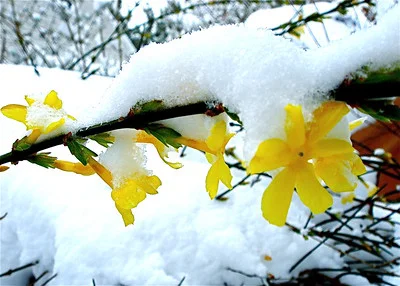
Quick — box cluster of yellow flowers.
[1,91,366,227]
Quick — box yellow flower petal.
[87,157,113,188]
[1,104,28,124]
[295,162,333,214]
[0,165,10,172]
[115,203,135,226]
[44,90,62,110]
[248,139,292,174]
[206,121,227,152]
[344,152,366,176]
[206,155,233,199]
[307,101,349,143]
[44,118,65,133]
[261,167,296,226]
[310,139,354,158]
[54,160,96,176]
[314,158,358,193]
[285,104,305,150]
[349,117,367,131]
[24,96,35,106]
[136,175,162,195]
[111,180,147,209]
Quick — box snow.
[1,2,400,285]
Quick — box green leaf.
[12,136,32,151]
[225,108,243,125]
[88,133,115,148]
[134,100,164,113]
[67,139,97,165]
[27,152,56,169]
[358,103,400,122]
[144,124,182,149]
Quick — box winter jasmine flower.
[1,90,75,143]
[248,102,366,226]
[87,157,161,226]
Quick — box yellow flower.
[176,120,234,199]
[135,131,183,169]
[87,157,161,226]
[248,102,366,226]
[1,90,75,143]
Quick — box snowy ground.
[1,1,399,285]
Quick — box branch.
[0,101,223,166]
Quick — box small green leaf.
[358,103,400,122]
[134,100,164,113]
[88,133,115,148]
[27,152,56,169]
[67,139,97,165]
[144,124,182,149]
[225,108,243,125]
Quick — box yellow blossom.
[87,157,161,226]
[1,90,74,143]
[176,120,234,199]
[248,102,366,226]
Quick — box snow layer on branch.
[77,4,399,159]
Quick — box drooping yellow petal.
[206,121,227,152]
[314,158,358,193]
[54,160,96,176]
[349,117,367,131]
[307,101,349,143]
[248,139,292,174]
[261,167,296,226]
[206,155,233,199]
[310,139,354,158]
[44,118,65,133]
[87,157,113,188]
[295,162,333,214]
[24,96,35,106]
[136,175,162,195]
[1,104,28,124]
[285,104,306,150]
[115,203,135,226]
[44,90,62,109]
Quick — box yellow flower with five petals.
[248,101,366,226]
[1,90,75,143]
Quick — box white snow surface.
[1,3,400,285]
